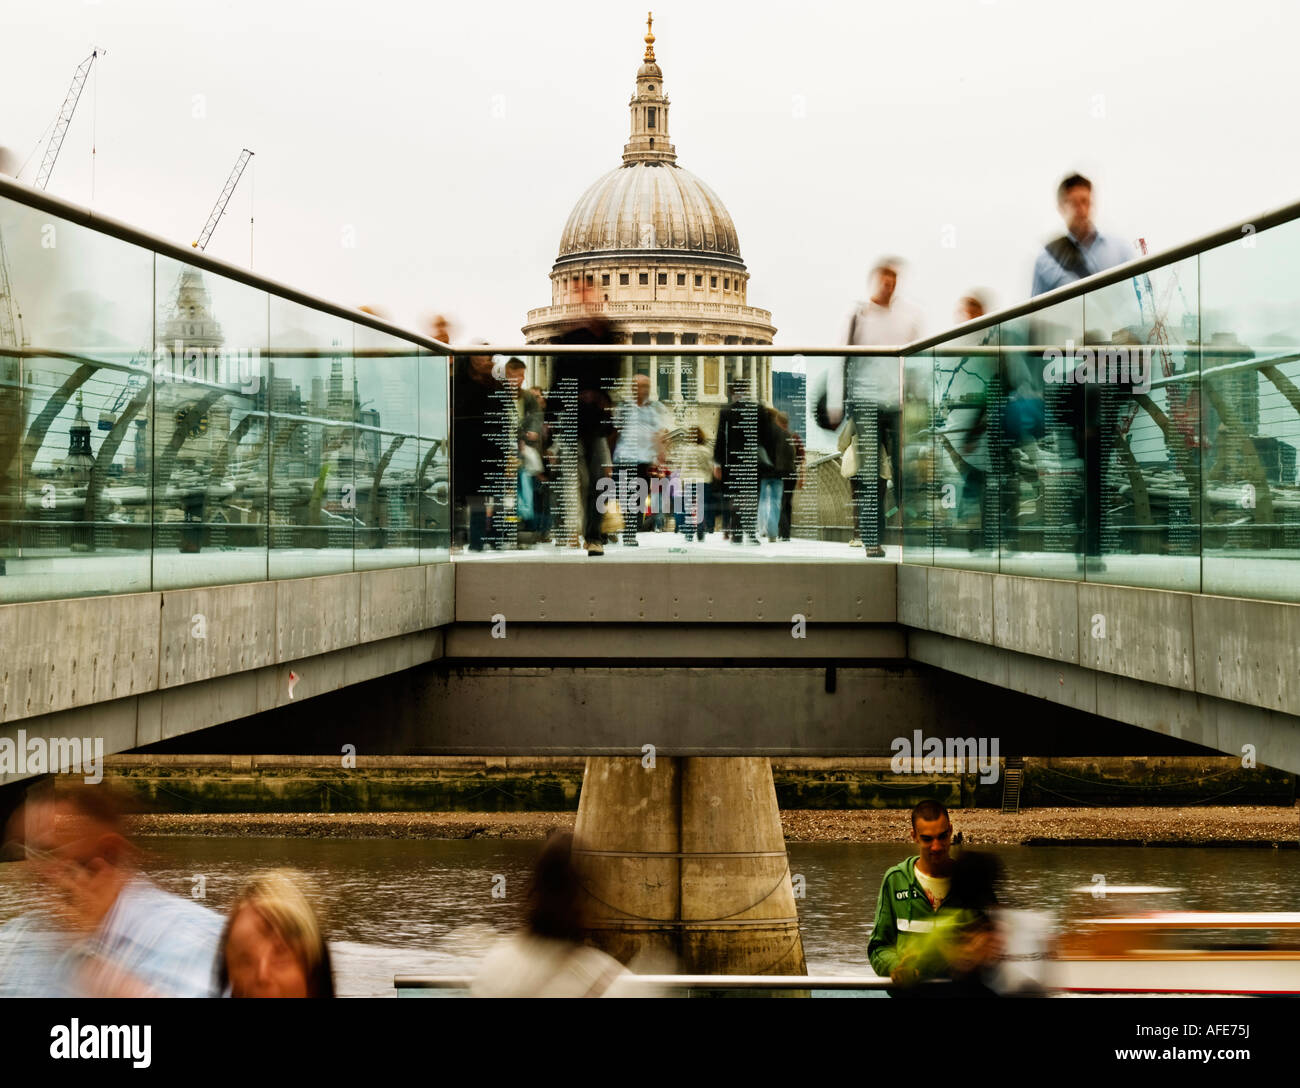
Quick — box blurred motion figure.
[0,787,222,997]
[217,869,334,998]
[821,257,923,557]
[1031,173,1133,297]
[471,831,633,997]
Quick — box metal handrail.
[906,197,1300,354]
[7,172,1300,360]
[452,194,1300,355]
[394,973,912,990]
[0,174,454,356]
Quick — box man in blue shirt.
[1031,174,1133,297]
[0,788,222,997]
[1031,174,1131,572]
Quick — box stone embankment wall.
[66,755,1297,813]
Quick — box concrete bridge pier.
[0,781,32,858]
[573,755,806,975]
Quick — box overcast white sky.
[3,0,1297,346]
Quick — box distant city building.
[772,370,808,439]
[63,392,95,485]
[359,407,382,468]
[523,16,776,435]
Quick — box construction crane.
[34,49,103,191]
[0,227,26,349]
[1122,237,1199,449]
[193,149,253,251]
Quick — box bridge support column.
[0,778,38,864]
[572,756,806,975]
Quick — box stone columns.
[572,755,806,974]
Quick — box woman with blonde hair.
[217,870,334,998]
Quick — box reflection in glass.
[152,255,269,589]
[996,300,1085,577]
[900,350,934,564]
[1084,257,1199,589]
[0,199,153,601]
[12,177,1300,603]
[931,330,999,570]
[354,327,421,569]
[0,190,452,604]
[1201,221,1300,601]
[268,300,355,578]
[418,348,451,562]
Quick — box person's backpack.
[1002,391,1046,443]
[1044,235,1090,282]
[776,432,796,477]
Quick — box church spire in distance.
[623,12,676,165]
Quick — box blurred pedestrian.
[426,314,453,343]
[503,358,545,544]
[471,831,633,997]
[820,257,923,557]
[547,319,620,556]
[714,378,769,546]
[938,292,998,551]
[1031,173,1133,297]
[777,411,803,540]
[529,385,555,541]
[758,406,788,542]
[611,374,670,545]
[217,870,334,998]
[0,787,222,997]
[452,344,502,552]
[932,850,1004,996]
[671,426,715,541]
[1032,174,1132,570]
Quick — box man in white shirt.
[824,258,924,556]
[612,374,671,544]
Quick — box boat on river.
[1052,911,1300,994]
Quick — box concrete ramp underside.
[3,560,1299,779]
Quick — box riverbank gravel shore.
[125,806,1300,846]
[781,806,1300,845]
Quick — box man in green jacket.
[868,800,958,989]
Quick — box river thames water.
[2,837,1298,996]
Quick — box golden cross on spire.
[644,12,655,61]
